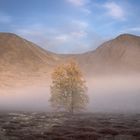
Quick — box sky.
[0,0,140,53]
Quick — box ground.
[0,112,139,140]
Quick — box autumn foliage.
[50,61,88,113]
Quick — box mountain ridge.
[0,32,140,87]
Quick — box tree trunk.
[71,91,74,114]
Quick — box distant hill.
[0,33,140,87]
[72,34,140,75]
[0,33,60,87]
[0,33,58,73]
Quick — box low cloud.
[0,75,140,113]
[103,2,125,20]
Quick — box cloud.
[82,8,91,14]
[71,20,88,30]
[66,0,91,15]
[67,0,88,7]
[49,20,89,45]
[0,13,12,23]
[71,31,87,38]
[54,34,69,43]
[103,2,125,20]
[14,20,103,53]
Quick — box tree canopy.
[50,61,88,113]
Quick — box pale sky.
[0,0,140,53]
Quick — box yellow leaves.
[50,60,88,113]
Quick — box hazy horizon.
[0,75,139,113]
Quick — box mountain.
[71,34,140,75]
[0,33,58,72]
[0,33,60,87]
[0,33,140,87]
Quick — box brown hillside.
[0,33,140,87]
[71,34,140,75]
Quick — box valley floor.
[0,112,139,140]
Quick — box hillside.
[0,33,59,72]
[0,33,140,87]
[71,34,140,75]
[0,33,59,87]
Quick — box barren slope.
[0,33,59,88]
[0,33,140,87]
[70,34,140,75]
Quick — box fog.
[87,75,140,113]
[0,87,50,112]
[0,75,140,113]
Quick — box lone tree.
[50,61,88,114]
